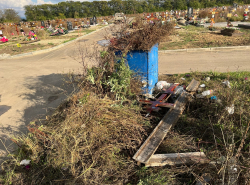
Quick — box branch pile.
[109,18,174,52]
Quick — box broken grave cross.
[140,83,179,114]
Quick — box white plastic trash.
[222,80,231,88]
[200,84,205,88]
[205,77,210,82]
[174,86,185,95]
[202,90,214,96]
[155,81,171,90]
[20,159,31,165]
[226,104,234,114]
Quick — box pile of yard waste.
[109,17,174,52]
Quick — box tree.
[0,9,4,23]
[74,11,79,18]
[175,0,187,10]
[24,5,37,21]
[58,13,66,19]
[189,0,200,9]
[3,9,20,22]
[163,0,173,10]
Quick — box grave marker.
[209,8,219,26]
[41,21,45,27]
[187,7,193,17]
[67,21,73,30]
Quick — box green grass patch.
[63,37,77,43]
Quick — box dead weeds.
[157,71,250,184]
[1,89,149,184]
[108,17,174,52]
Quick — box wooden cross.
[209,8,219,26]
[15,25,19,35]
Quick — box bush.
[229,15,244,22]
[199,10,209,18]
[35,29,49,39]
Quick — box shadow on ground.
[0,73,78,163]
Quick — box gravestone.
[93,15,97,24]
[67,21,73,30]
[187,7,193,17]
[41,21,45,27]
[233,3,238,9]
[90,18,94,25]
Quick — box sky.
[0,0,91,19]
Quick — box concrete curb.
[6,25,111,59]
[159,45,250,53]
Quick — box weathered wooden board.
[145,152,209,167]
[133,79,200,164]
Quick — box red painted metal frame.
[140,83,179,113]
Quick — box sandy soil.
[36,39,67,45]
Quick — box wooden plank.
[186,78,200,92]
[133,79,200,164]
[145,152,209,167]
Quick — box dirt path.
[0,25,114,160]
[158,49,250,74]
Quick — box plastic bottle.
[174,86,184,95]
[202,90,214,96]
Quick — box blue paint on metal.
[116,43,158,95]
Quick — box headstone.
[233,3,238,9]
[187,7,193,17]
[67,21,73,30]
[41,21,45,27]
[90,18,94,25]
[93,15,97,24]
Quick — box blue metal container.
[117,43,158,95]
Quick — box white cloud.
[37,0,53,4]
[0,0,33,9]
[0,0,53,18]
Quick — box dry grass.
[1,89,149,184]
[107,16,174,52]
[159,25,250,50]
[157,71,250,184]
